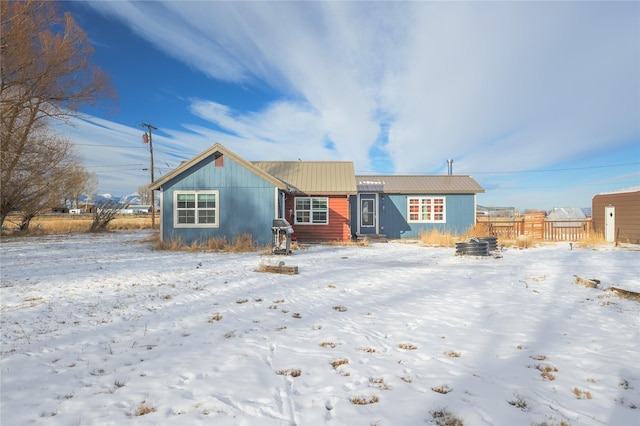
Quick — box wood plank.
[260,265,299,275]
[573,275,599,288]
[610,287,640,302]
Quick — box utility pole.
[141,122,157,229]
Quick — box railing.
[478,217,592,241]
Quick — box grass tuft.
[277,368,301,377]
[134,401,156,416]
[398,343,418,350]
[430,407,465,426]
[208,313,223,322]
[507,392,530,411]
[351,395,379,405]
[432,384,453,394]
[572,387,592,399]
[330,359,349,369]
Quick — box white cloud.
[79,1,639,207]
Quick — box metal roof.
[547,207,587,220]
[252,161,357,195]
[356,175,484,194]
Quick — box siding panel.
[378,193,476,239]
[592,190,640,244]
[160,155,279,245]
[285,196,351,242]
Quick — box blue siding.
[381,194,476,238]
[351,193,477,239]
[160,155,279,245]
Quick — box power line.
[469,162,640,175]
[355,161,640,176]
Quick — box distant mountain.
[79,193,142,205]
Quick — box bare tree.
[137,184,152,205]
[90,200,121,231]
[61,164,98,209]
[1,0,116,226]
[3,128,74,230]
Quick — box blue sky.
[57,1,639,211]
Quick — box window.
[361,199,374,227]
[174,190,219,227]
[295,197,328,224]
[407,197,446,223]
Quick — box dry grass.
[535,364,558,381]
[156,233,261,253]
[572,387,592,399]
[330,359,349,369]
[419,223,495,247]
[430,408,465,426]
[369,377,392,390]
[532,419,572,426]
[432,384,453,394]
[2,214,154,236]
[574,231,607,248]
[419,228,460,247]
[134,401,156,416]
[398,343,418,350]
[320,342,337,348]
[507,392,530,411]
[277,368,301,377]
[208,313,223,322]
[351,395,379,405]
[328,238,370,246]
[444,350,461,358]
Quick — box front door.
[605,205,615,242]
[359,194,377,235]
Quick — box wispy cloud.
[79,1,638,206]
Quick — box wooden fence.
[478,217,592,241]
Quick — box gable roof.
[149,143,288,191]
[547,207,587,220]
[356,175,485,194]
[252,161,357,195]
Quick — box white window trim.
[407,196,446,223]
[174,190,219,228]
[294,196,329,225]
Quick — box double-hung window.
[174,190,219,227]
[407,197,446,223]
[295,197,328,224]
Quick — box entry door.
[605,206,615,242]
[359,194,377,235]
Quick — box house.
[547,207,587,227]
[125,205,153,214]
[351,175,485,239]
[149,143,484,245]
[148,144,356,245]
[592,187,640,244]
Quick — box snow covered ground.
[1,231,639,426]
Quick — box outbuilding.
[592,186,640,244]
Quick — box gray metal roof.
[547,207,587,220]
[253,161,357,195]
[356,175,485,194]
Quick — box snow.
[1,231,639,426]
